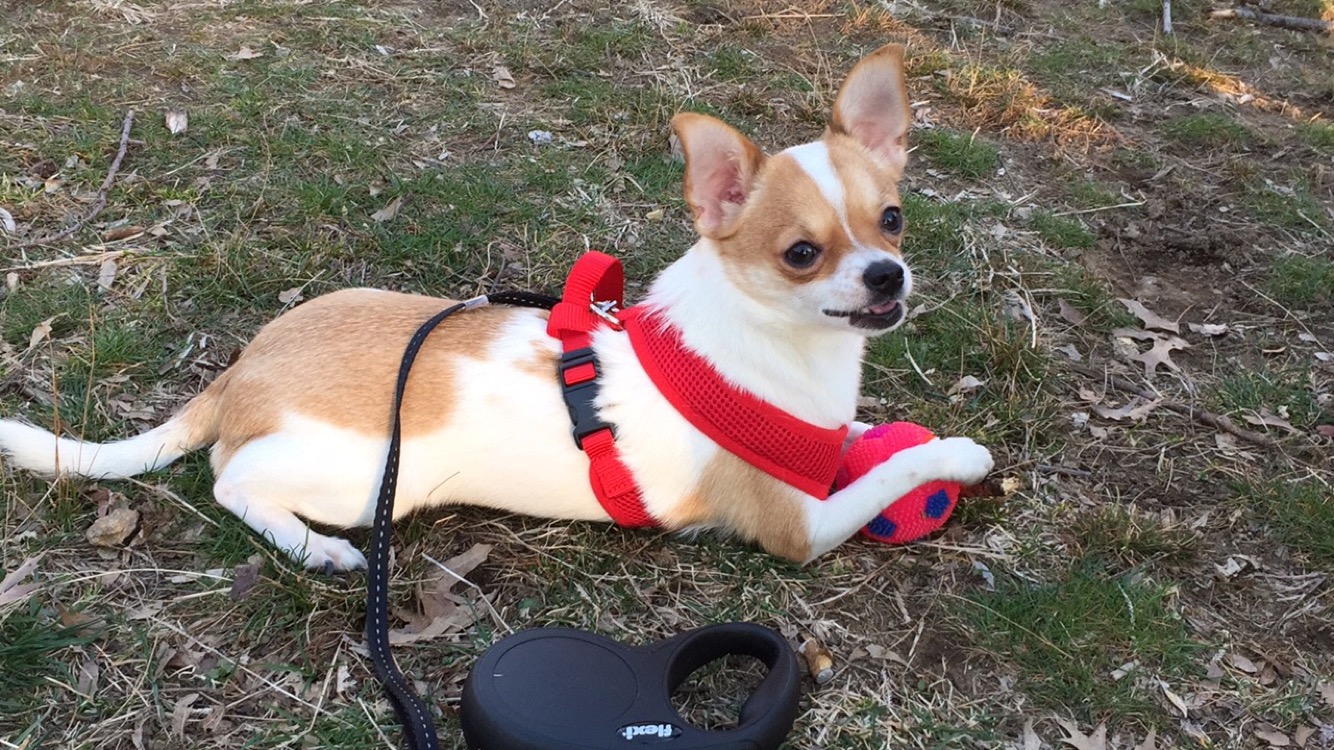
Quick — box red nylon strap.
[550,252,655,529]
[620,306,848,500]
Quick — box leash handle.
[366,291,558,750]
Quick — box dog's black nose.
[862,261,905,295]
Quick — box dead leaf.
[389,543,493,644]
[645,208,665,222]
[0,207,15,233]
[1159,681,1189,717]
[226,46,264,61]
[76,658,100,695]
[164,109,188,135]
[0,555,43,607]
[229,558,261,601]
[1131,336,1189,376]
[28,316,55,350]
[948,375,986,396]
[1057,299,1087,326]
[1056,343,1082,361]
[6,272,17,292]
[1255,729,1290,747]
[97,259,118,292]
[1319,682,1334,710]
[492,64,516,89]
[277,287,303,305]
[1188,322,1228,337]
[1318,425,1334,439]
[1021,718,1040,750]
[1054,717,1107,750]
[101,225,144,242]
[371,196,402,223]
[1226,652,1258,673]
[1119,298,1180,333]
[85,507,140,547]
[171,692,200,738]
[1093,397,1160,422]
[1242,409,1301,435]
[1133,728,1157,750]
[335,663,356,696]
[44,175,65,194]
[1295,726,1315,748]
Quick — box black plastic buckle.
[559,347,614,449]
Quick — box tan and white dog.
[0,45,993,571]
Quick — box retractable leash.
[365,282,803,750]
[366,290,558,750]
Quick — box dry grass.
[1,1,1332,749]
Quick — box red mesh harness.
[548,252,849,527]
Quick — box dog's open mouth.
[824,300,904,330]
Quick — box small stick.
[1066,362,1279,448]
[1210,7,1334,33]
[1,249,128,273]
[1163,0,1173,35]
[4,110,136,253]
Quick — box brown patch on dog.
[825,133,905,255]
[201,290,524,471]
[683,449,811,561]
[515,335,558,380]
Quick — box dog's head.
[672,44,914,334]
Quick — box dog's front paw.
[296,535,367,572]
[906,437,994,486]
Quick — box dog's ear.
[671,113,766,238]
[830,44,911,172]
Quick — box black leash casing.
[365,292,557,750]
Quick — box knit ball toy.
[833,422,962,545]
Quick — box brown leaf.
[0,555,43,607]
[947,375,986,396]
[1093,397,1160,422]
[1131,336,1189,376]
[277,287,303,305]
[1133,728,1157,750]
[1255,729,1290,747]
[1057,298,1088,326]
[1317,425,1334,439]
[1295,726,1315,748]
[85,507,139,547]
[371,195,402,223]
[492,65,516,89]
[1242,409,1300,435]
[1226,652,1258,673]
[1021,719,1041,750]
[229,559,261,601]
[388,543,494,644]
[101,225,144,242]
[28,316,55,351]
[1159,681,1189,717]
[226,46,263,61]
[164,109,188,135]
[76,658,100,695]
[97,259,118,292]
[1054,718,1107,750]
[1119,298,1180,333]
[171,692,200,738]
[1319,682,1334,710]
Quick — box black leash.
[365,290,558,750]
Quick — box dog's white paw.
[295,535,367,572]
[907,437,994,486]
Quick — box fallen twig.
[1066,362,1279,448]
[2,249,129,273]
[1163,0,1173,34]
[948,15,1016,35]
[4,109,135,253]
[1210,7,1334,33]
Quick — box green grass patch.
[1065,179,1121,209]
[1160,112,1252,149]
[951,560,1199,720]
[1264,253,1334,308]
[706,45,757,82]
[915,129,999,180]
[1234,477,1334,565]
[1048,265,1138,332]
[1237,179,1329,234]
[1029,211,1097,249]
[1299,121,1334,155]
[1068,506,1199,568]
[1213,367,1324,430]
[0,600,95,713]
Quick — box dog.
[0,44,993,571]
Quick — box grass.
[915,129,999,179]
[1,1,1332,748]
[1264,253,1334,308]
[952,559,1200,721]
[1234,477,1334,565]
[1160,112,1252,149]
[1029,211,1097,249]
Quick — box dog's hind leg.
[213,477,367,571]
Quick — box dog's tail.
[0,376,226,480]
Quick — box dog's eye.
[880,206,903,235]
[783,241,821,269]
